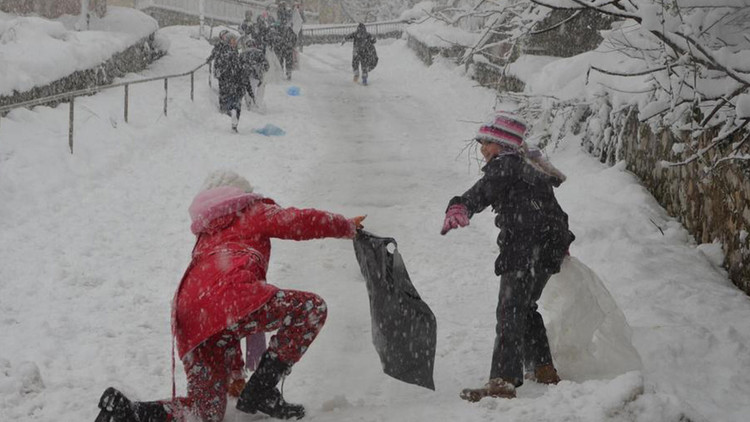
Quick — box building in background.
[304,0,343,24]
[0,0,106,19]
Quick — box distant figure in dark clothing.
[207,30,231,79]
[277,1,292,27]
[271,23,297,80]
[250,14,272,53]
[212,35,251,132]
[240,36,270,112]
[343,23,378,85]
[240,10,254,36]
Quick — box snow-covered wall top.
[0,6,158,97]
[405,19,481,49]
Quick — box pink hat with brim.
[189,186,262,235]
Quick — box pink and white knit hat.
[475,111,527,148]
[188,171,261,234]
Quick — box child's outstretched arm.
[441,166,509,235]
[260,204,362,240]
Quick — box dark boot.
[94,387,138,422]
[94,388,169,422]
[459,378,516,402]
[236,353,305,420]
[133,402,169,422]
[534,364,561,385]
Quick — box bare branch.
[700,85,750,127]
[529,10,582,35]
[662,120,750,167]
[529,0,585,11]
[588,64,669,78]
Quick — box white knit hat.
[201,170,254,193]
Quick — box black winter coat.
[216,49,249,100]
[346,28,378,71]
[271,25,297,53]
[448,153,574,275]
[250,19,271,50]
[208,42,231,77]
[240,46,269,81]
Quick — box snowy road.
[1,27,749,422]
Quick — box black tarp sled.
[353,230,437,390]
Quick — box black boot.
[133,402,169,422]
[94,387,168,422]
[94,387,138,422]
[236,353,305,420]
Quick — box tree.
[529,0,750,171]
[338,0,437,22]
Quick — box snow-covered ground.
[1,24,750,422]
[0,7,158,96]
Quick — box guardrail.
[0,62,208,154]
[141,0,272,26]
[300,20,407,45]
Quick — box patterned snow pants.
[163,289,327,422]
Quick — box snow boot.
[353,73,359,83]
[533,364,561,385]
[361,75,368,86]
[459,378,516,402]
[94,387,169,422]
[236,353,305,420]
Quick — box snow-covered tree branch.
[530,0,750,170]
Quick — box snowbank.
[405,18,481,49]
[399,1,435,22]
[0,7,158,96]
[506,55,560,84]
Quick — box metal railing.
[0,62,208,154]
[301,20,407,45]
[141,0,272,25]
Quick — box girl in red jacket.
[94,171,365,422]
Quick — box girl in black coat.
[213,35,251,132]
[343,23,378,85]
[441,112,574,402]
[240,37,270,111]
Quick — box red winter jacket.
[173,191,356,358]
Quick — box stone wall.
[0,33,165,109]
[140,6,240,28]
[523,9,614,57]
[613,112,750,294]
[406,33,474,67]
[406,34,525,92]
[472,61,525,93]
